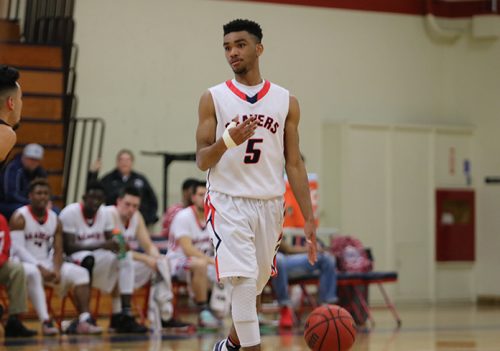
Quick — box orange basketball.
[304,305,357,351]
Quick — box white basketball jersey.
[59,203,113,245]
[208,79,289,199]
[106,205,139,242]
[168,206,212,257]
[15,205,58,261]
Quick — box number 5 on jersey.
[244,139,263,164]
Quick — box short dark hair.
[85,180,106,195]
[223,19,263,43]
[182,178,199,192]
[118,185,141,199]
[0,65,20,97]
[29,178,50,193]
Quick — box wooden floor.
[2,303,500,350]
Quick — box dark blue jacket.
[0,154,47,218]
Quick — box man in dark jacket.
[0,144,47,219]
[88,149,159,226]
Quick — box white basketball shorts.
[205,191,284,294]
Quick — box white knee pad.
[230,277,260,347]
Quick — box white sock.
[79,312,91,322]
[112,296,122,314]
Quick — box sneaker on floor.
[198,309,222,329]
[278,306,294,329]
[4,317,37,338]
[115,314,148,334]
[213,338,240,351]
[108,313,122,332]
[161,317,196,332]
[42,320,59,336]
[61,319,78,334]
[76,318,103,335]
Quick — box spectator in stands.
[160,177,198,239]
[9,178,103,335]
[272,240,338,328]
[0,143,47,220]
[0,213,37,338]
[0,65,22,164]
[88,150,159,226]
[59,181,147,334]
[107,186,194,331]
[167,181,224,329]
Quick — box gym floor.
[1,303,500,350]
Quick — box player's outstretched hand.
[304,219,318,265]
[229,116,258,145]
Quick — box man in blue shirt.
[0,144,47,219]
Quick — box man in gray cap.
[0,144,48,219]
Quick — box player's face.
[117,153,133,175]
[191,186,206,211]
[116,194,140,220]
[83,189,105,213]
[223,31,262,75]
[21,156,41,172]
[29,185,50,210]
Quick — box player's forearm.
[53,254,63,271]
[147,245,160,258]
[182,246,208,260]
[285,164,315,222]
[12,244,40,265]
[132,251,150,263]
[196,139,227,171]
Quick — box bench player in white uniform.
[167,181,229,328]
[59,181,146,333]
[107,186,193,331]
[196,19,317,351]
[9,178,102,335]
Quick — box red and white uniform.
[13,205,57,262]
[107,205,159,289]
[205,79,287,293]
[208,79,288,199]
[10,206,89,322]
[107,205,174,321]
[59,203,112,247]
[59,203,133,294]
[167,206,214,281]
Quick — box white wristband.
[222,122,238,149]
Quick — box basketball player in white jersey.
[59,181,147,333]
[196,19,317,351]
[9,178,102,334]
[167,181,227,328]
[107,186,193,331]
[0,65,22,164]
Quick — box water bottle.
[112,228,126,259]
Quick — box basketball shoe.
[213,338,241,351]
[278,305,294,328]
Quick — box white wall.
[73,0,500,298]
